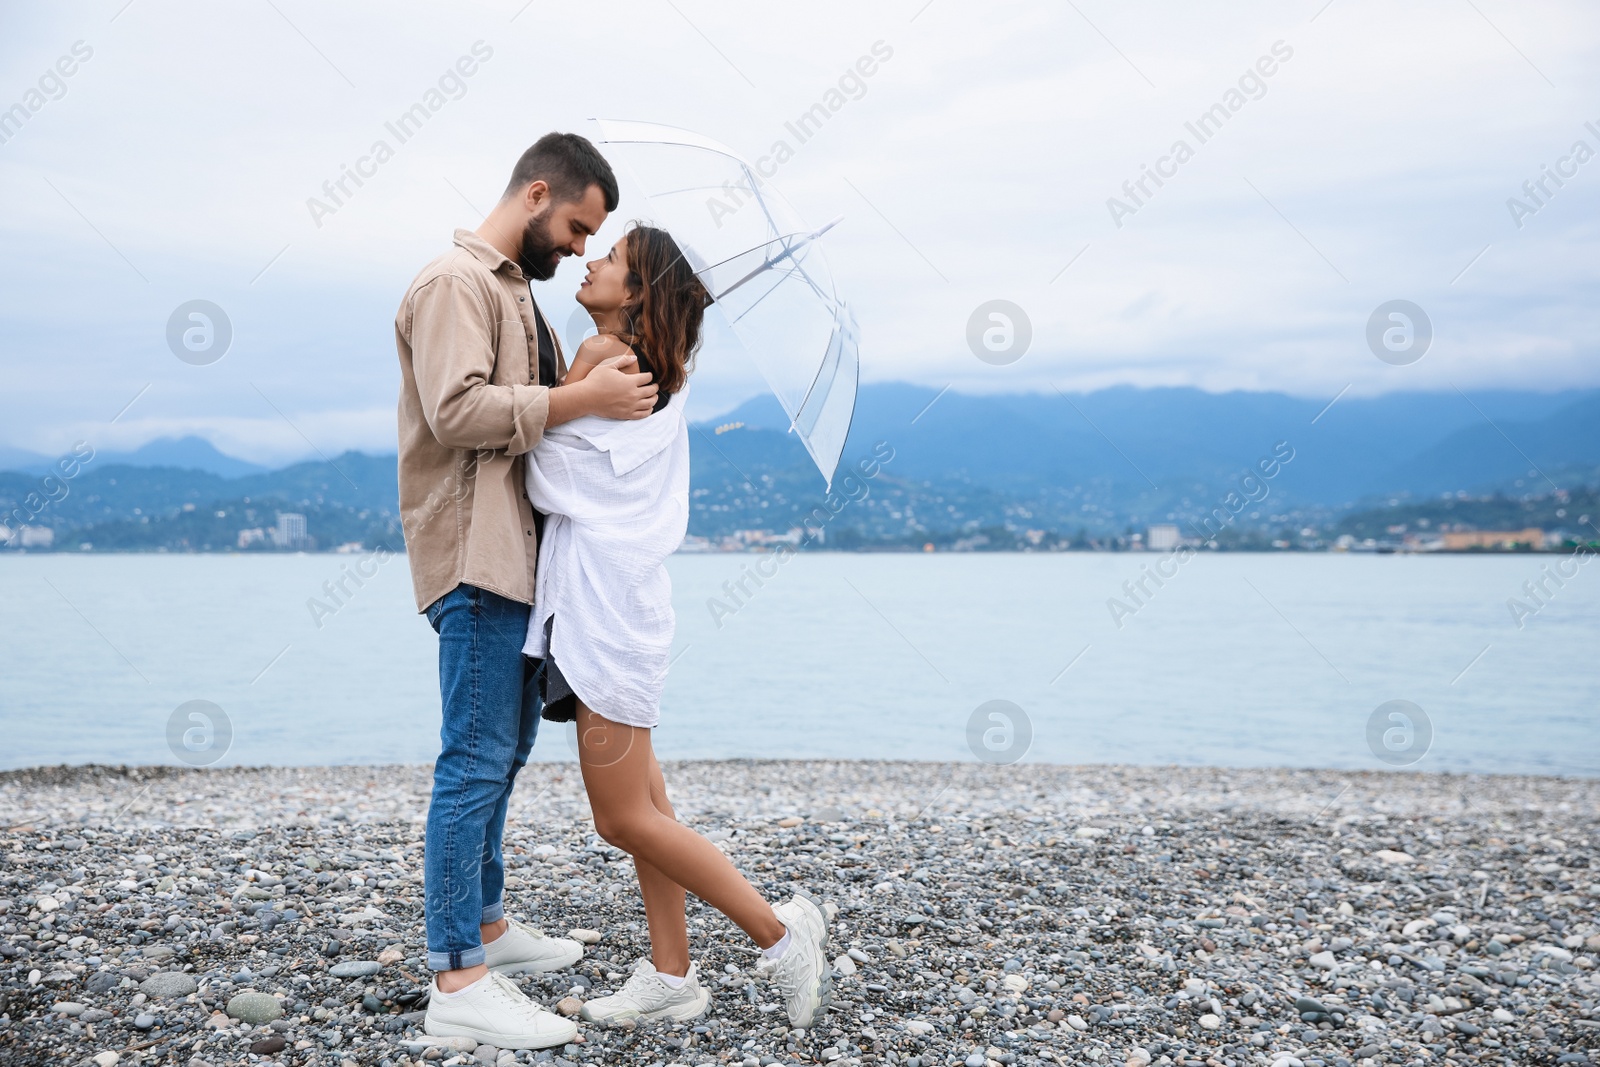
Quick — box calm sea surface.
[1,553,1595,775]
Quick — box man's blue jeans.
[423,583,542,972]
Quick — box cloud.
[2,0,1597,459]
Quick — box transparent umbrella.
[594,118,859,487]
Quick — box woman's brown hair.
[617,223,709,396]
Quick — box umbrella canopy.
[593,118,859,487]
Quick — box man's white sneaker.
[579,960,710,1026]
[484,917,584,975]
[757,896,832,1028]
[423,971,577,1050]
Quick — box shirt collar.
[452,227,524,279]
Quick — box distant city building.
[726,528,805,548]
[271,512,308,548]
[19,525,54,548]
[1440,528,1544,550]
[1147,524,1180,551]
[0,524,11,546]
[237,528,266,549]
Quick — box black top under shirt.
[528,298,558,551]
[636,346,672,414]
[529,290,670,412]
[529,293,558,389]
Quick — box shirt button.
[526,530,533,536]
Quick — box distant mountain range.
[3,384,1597,549]
[0,436,267,479]
[711,383,1600,507]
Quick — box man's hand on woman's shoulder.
[548,341,657,424]
[583,358,659,420]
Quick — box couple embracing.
[393,132,831,1050]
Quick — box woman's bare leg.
[632,749,689,975]
[575,703,786,953]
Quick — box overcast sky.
[3,0,1597,463]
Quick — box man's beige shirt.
[394,228,566,612]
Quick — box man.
[395,131,657,1049]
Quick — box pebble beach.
[1,761,1596,1067]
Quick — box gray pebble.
[138,972,197,998]
[330,960,382,978]
[0,762,1593,1067]
[225,990,283,1024]
[85,971,120,994]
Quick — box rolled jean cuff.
[480,899,504,925]
[427,945,487,973]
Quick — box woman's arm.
[564,334,635,386]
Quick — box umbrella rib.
[697,229,812,278]
[788,258,835,305]
[650,181,760,198]
[792,332,845,437]
[725,271,791,325]
[717,239,834,307]
[724,258,830,325]
[710,236,806,299]
[755,257,834,309]
[600,124,856,487]
[724,264,832,329]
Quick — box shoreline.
[3,762,1595,1067]
[4,761,1599,827]
[2,547,1589,556]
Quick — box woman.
[520,224,832,1029]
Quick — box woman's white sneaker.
[580,960,711,1025]
[423,972,577,1050]
[483,917,584,974]
[757,896,832,1028]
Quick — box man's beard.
[517,213,564,281]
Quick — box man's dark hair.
[504,132,619,211]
